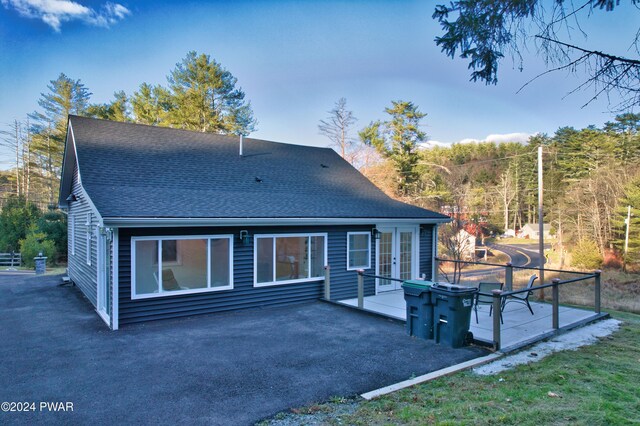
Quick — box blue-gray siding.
[67,165,100,307]
[117,225,380,325]
[117,224,437,325]
[420,225,435,279]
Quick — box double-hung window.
[70,214,75,256]
[85,213,92,266]
[347,232,371,270]
[254,233,327,287]
[132,235,233,299]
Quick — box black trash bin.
[401,280,434,340]
[430,283,477,348]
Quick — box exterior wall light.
[371,228,381,240]
[239,230,250,245]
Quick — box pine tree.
[359,101,427,195]
[28,73,91,204]
[131,83,171,126]
[614,177,640,268]
[166,51,256,135]
[87,91,131,122]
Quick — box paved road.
[488,243,546,268]
[452,244,546,281]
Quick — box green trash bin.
[401,280,434,340]
[430,283,477,348]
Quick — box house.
[519,223,552,239]
[454,228,476,260]
[59,116,450,330]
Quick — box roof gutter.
[103,216,452,228]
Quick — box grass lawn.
[276,310,640,425]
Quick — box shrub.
[571,239,603,270]
[19,230,56,268]
[0,195,41,252]
[36,211,67,262]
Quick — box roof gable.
[64,115,448,221]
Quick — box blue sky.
[0,0,637,168]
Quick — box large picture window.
[347,232,371,270]
[131,235,233,299]
[254,233,327,287]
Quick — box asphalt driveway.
[0,273,487,425]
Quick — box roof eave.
[103,216,452,228]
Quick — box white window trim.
[346,231,371,271]
[131,235,234,300]
[70,214,75,256]
[253,232,328,288]
[86,213,92,266]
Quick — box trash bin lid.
[402,280,433,296]
[402,279,434,288]
[431,282,477,294]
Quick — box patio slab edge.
[360,352,502,400]
[498,312,610,353]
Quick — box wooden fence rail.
[0,252,22,267]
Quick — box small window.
[254,233,327,287]
[86,213,92,266]
[347,232,371,270]
[70,214,75,256]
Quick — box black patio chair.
[502,274,538,315]
[474,282,503,324]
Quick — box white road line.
[515,248,532,266]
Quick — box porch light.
[239,230,250,245]
[371,228,381,240]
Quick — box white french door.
[376,226,419,293]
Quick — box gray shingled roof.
[65,115,448,221]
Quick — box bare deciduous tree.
[318,97,357,159]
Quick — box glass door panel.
[399,231,413,281]
[376,227,416,293]
[377,231,394,291]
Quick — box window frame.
[85,213,92,266]
[253,232,328,288]
[130,234,234,300]
[346,231,371,271]
[70,214,75,256]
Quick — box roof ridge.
[68,115,334,151]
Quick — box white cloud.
[2,0,130,32]
[484,132,533,144]
[418,132,536,150]
[417,140,451,150]
[455,132,536,145]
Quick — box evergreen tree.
[28,73,91,204]
[359,101,427,195]
[604,113,640,163]
[131,83,171,126]
[614,177,640,268]
[87,91,131,122]
[166,51,256,135]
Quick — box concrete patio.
[340,290,600,351]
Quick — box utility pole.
[623,205,631,272]
[538,146,545,298]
